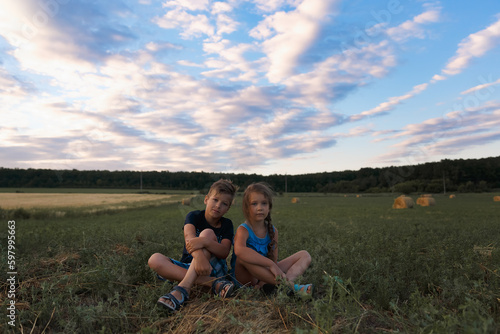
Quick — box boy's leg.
[148,253,189,282]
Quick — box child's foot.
[157,286,189,311]
[295,283,313,294]
[287,283,314,297]
[212,278,235,298]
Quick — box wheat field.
[0,193,177,209]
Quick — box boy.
[148,179,237,311]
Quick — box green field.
[1,191,499,333]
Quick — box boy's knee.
[199,228,217,240]
[148,253,162,270]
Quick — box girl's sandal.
[212,278,235,298]
[157,286,189,311]
[288,283,314,297]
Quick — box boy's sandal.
[157,286,189,311]
[212,278,235,298]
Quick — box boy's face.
[204,192,233,222]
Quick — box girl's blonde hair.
[242,182,276,260]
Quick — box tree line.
[1,156,499,193]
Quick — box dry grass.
[0,193,177,209]
[150,294,290,333]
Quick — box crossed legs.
[148,230,218,307]
[234,250,312,290]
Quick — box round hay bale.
[291,197,300,203]
[181,198,191,205]
[393,196,414,209]
[422,194,433,197]
[494,196,500,202]
[417,197,435,206]
[449,194,456,199]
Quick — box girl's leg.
[234,259,274,286]
[277,250,312,282]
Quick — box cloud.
[250,0,338,83]
[442,16,500,76]
[154,0,237,39]
[373,101,500,165]
[284,40,397,110]
[154,8,214,38]
[386,5,441,42]
[350,83,428,121]
[460,76,500,95]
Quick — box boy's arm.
[186,237,231,259]
[184,224,212,276]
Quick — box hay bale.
[181,198,191,205]
[494,196,500,202]
[393,196,414,209]
[291,197,300,203]
[417,197,435,206]
[422,194,433,197]
[449,194,456,199]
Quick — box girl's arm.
[234,226,276,268]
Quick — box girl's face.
[247,191,270,224]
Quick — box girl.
[231,182,313,295]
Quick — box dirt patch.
[0,193,176,209]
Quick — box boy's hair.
[207,179,238,201]
[242,182,276,260]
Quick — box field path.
[0,193,176,209]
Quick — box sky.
[1,0,500,176]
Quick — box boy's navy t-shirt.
[180,210,234,263]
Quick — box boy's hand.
[192,255,212,276]
[185,237,206,254]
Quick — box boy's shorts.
[156,257,228,281]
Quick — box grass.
[0,191,499,333]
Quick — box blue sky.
[1,0,499,175]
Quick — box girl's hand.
[269,263,285,280]
[185,237,205,254]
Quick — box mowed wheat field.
[1,190,499,333]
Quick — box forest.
[1,156,499,194]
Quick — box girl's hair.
[242,182,276,260]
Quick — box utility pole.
[140,171,143,191]
[285,174,287,194]
[442,172,446,195]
